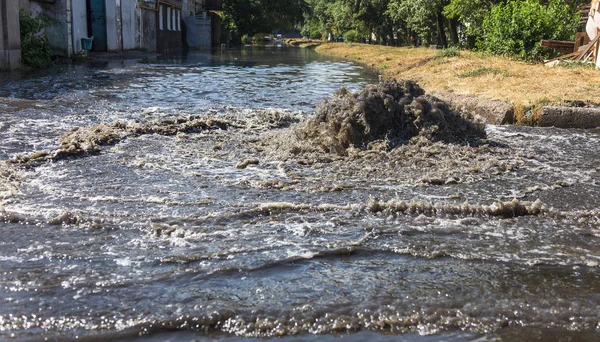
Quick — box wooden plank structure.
[543,0,600,66]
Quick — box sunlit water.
[0,47,598,341]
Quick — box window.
[159,5,164,30]
[176,10,181,31]
[167,7,171,31]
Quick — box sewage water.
[0,48,598,341]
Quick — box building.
[3,0,221,68]
[0,0,22,70]
[184,0,222,48]
[17,0,187,55]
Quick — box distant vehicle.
[276,34,283,40]
[264,36,272,42]
[336,36,344,42]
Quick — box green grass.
[434,47,460,58]
[557,61,597,70]
[458,66,511,78]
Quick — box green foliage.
[252,33,270,45]
[457,66,510,77]
[310,29,323,39]
[477,0,578,61]
[241,34,251,44]
[19,9,53,69]
[443,0,493,42]
[223,0,308,36]
[387,0,440,46]
[435,47,460,58]
[343,29,362,43]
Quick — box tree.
[223,0,308,37]
[478,0,578,61]
[443,0,496,47]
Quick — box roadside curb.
[432,91,515,125]
[538,106,600,128]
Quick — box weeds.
[557,61,597,70]
[435,47,460,58]
[458,66,511,77]
[19,10,53,69]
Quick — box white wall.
[121,0,136,50]
[71,0,88,53]
[106,0,118,51]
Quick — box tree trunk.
[449,18,459,45]
[388,27,396,46]
[436,12,448,48]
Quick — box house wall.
[104,0,142,52]
[29,0,71,57]
[71,0,88,53]
[122,0,136,50]
[0,0,21,70]
[141,6,156,51]
[194,14,211,47]
[156,2,183,53]
[105,0,118,51]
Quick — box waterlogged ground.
[0,48,599,341]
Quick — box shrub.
[343,30,362,43]
[241,34,251,44]
[477,0,578,61]
[251,33,269,45]
[435,47,460,58]
[19,9,53,68]
[309,28,322,40]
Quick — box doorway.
[87,0,107,51]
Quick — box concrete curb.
[432,91,515,125]
[538,106,600,128]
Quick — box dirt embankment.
[312,43,600,128]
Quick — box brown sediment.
[0,161,23,198]
[236,159,260,169]
[9,108,302,166]
[9,116,241,165]
[179,197,600,234]
[187,199,599,229]
[366,197,545,218]
[243,82,523,193]
[261,79,486,159]
[47,211,104,229]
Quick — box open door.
[87,0,107,51]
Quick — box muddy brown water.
[0,48,598,341]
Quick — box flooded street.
[0,47,598,341]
